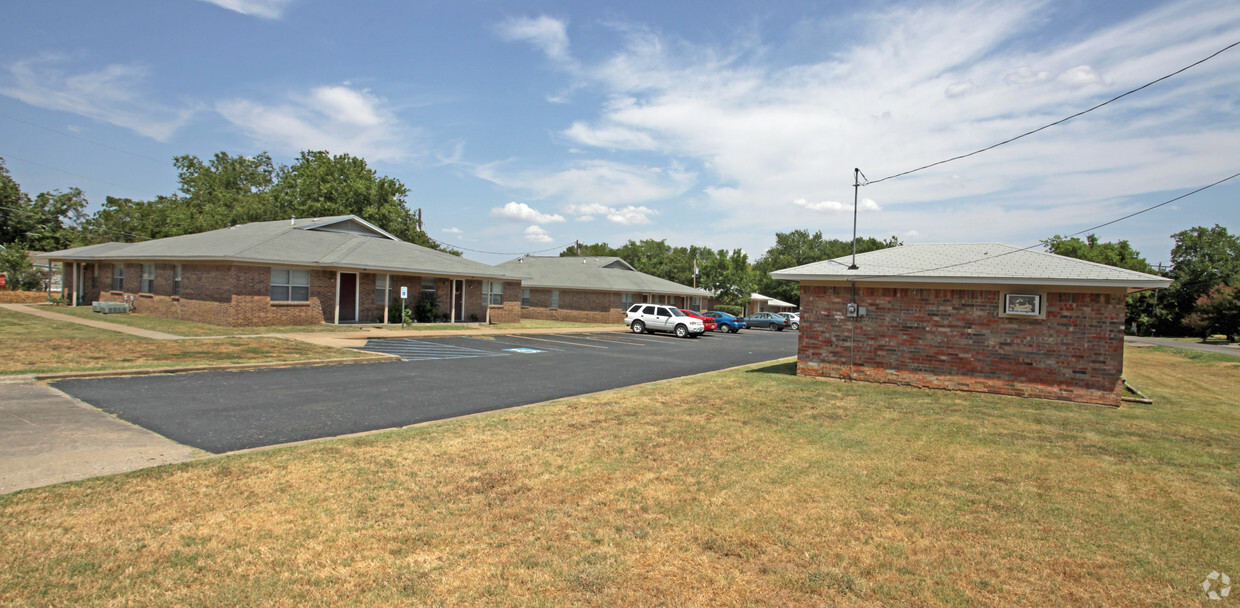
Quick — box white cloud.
[198,0,294,19]
[442,227,463,235]
[496,16,571,63]
[0,56,196,141]
[563,202,612,215]
[524,225,554,243]
[1057,65,1104,87]
[500,0,1240,252]
[475,160,696,207]
[490,201,566,224]
[216,83,418,162]
[606,205,658,225]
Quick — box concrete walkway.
[1125,335,1240,357]
[0,381,198,494]
[0,303,184,340]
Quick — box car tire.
[674,324,689,338]
[631,320,645,334]
[716,325,727,332]
[729,325,739,334]
[775,324,784,331]
[791,322,799,330]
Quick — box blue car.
[701,311,747,333]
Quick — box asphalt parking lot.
[53,329,797,454]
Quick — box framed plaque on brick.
[1004,293,1041,316]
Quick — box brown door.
[339,272,357,322]
[453,279,464,322]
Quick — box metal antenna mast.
[849,168,863,270]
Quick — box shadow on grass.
[744,361,798,376]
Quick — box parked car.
[701,310,747,333]
[748,311,790,331]
[680,309,717,332]
[625,303,705,338]
[778,312,800,330]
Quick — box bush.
[413,291,440,323]
[714,304,743,317]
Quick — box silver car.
[624,304,705,338]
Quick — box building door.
[452,279,464,322]
[339,272,358,322]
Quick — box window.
[140,264,155,293]
[550,289,559,308]
[375,274,389,305]
[422,277,436,293]
[483,281,503,306]
[111,264,124,291]
[173,265,182,296]
[691,297,701,310]
[271,268,310,302]
[621,293,634,309]
[521,289,530,307]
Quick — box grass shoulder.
[1,346,1236,605]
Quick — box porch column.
[383,274,391,324]
[71,263,79,306]
[333,270,341,325]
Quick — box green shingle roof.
[770,243,1171,291]
[496,256,712,297]
[44,216,519,280]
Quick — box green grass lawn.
[43,305,358,336]
[0,308,375,375]
[1,347,1236,606]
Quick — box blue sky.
[1,0,1237,266]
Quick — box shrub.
[714,304,743,317]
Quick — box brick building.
[770,243,1170,406]
[747,293,797,316]
[45,216,523,327]
[496,256,715,323]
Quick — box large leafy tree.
[752,230,900,305]
[1162,225,1240,334]
[1182,285,1240,341]
[271,150,439,250]
[697,248,754,305]
[559,239,754,302]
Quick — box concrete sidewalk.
[0,381,198,494]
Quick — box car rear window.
[669,308,685,317]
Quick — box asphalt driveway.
[53,330,797,454]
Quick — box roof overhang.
[44,254,521,281]
[773,272,1171,294]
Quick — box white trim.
[334,271,341,325]
[383,274,391,324]
[775,274,1171,291]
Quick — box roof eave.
[771,273,1172,290]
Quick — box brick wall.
[521,289,627,323]
[796,283,1127,406]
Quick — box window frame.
[521,288,530,307]
[483,280,503,306]
[139,264,155,294]
[173,264,182,296]
[1001,292,1044,318]
[111,264,124,292]
[549,289,560,309]
[270,268,311,303]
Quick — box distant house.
[771,243,1171,406]
[747,293,797,316]
[44,216,523,326]
[496,255,715,323]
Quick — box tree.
[0,158,88,251]
[169,152,276,234]
[752,231,900,305]
[1162,225,1240,335]
[271,150,441,250]
[1182,284,1240,342]
[0,244,46,290]
[698,248,754,305]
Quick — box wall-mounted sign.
[1004,293,1041,316]
[400,286,408,299]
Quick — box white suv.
[624,303,705,338]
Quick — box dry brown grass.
[1,347,1236,606]
[0,308,373,375]
[0,290,49,303]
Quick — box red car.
[680,309,717,333]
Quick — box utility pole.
[849,168,863,270]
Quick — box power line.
[0,151,164,197]
[0,112,168,164]
[862,39,1240,186]
[851,169,1240,281]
